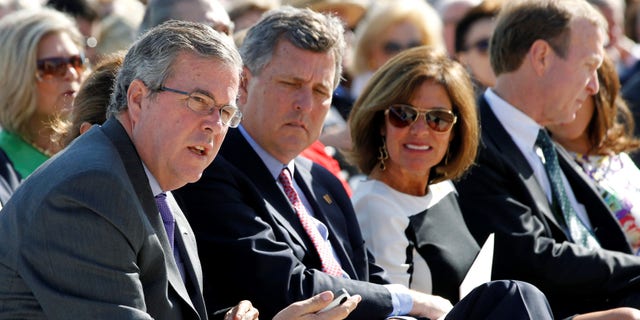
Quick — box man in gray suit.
[0,20,242,319]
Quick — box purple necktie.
[155,193,175,250]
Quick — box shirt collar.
[143,164,163,197]
[484,88,543,152]
[238,125,295,181]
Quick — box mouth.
[188,145,208,157]
[285,119,306,129]
[405,144,431,151]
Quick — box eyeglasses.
[382,40,423,55]
[464,38,490,54]
[36,55,85,79]
[159,86,242,128]
[385,104,457,132]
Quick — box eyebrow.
[191,88,217,100]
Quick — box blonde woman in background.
[349,0,444,101]
[0,8,85,201]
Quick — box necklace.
[25,138,54,157]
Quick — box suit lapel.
[220,129,311,251]
[294,158,357,278]
[167,192,207,315]
[101,118,201,317]
[479,99,568,234]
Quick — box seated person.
[175,6,557,320]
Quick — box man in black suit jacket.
[175,6,560,320]
[454,0,640,318]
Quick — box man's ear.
[126,79,148,124]
[238,66,252,105]
[529,39,553,76]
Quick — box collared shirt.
[238,125,413,316]
[143,165,186,282]
[485,89,594,231]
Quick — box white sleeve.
[353,192,412,287]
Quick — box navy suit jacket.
[0,118,206,319]
[454,97,640,317]
[174,128,394,320]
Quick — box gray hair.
[239,5,345,89]
[107,19,242,117]
[0,7,82,138]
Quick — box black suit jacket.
[454,97,640,317]
[175,129,394,320]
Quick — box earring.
[377,138,389,171]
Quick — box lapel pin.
[323,194,333,204]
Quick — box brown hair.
[349,45,478,184]
[490,0,606,76]
[587,55,640,155]
[53,51,124,147]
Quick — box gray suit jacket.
[0,118,206,319]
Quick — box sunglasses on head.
[36,55,85,79]
[382,40,423,55]
[385,104,457,132]
[465,38,490,54]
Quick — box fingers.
[273,291,335,320]
[315,294,362,320]
[409,290,453,320]
[225,300,260,320]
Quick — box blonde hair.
[0,8,82,140]
[350,0,444,77]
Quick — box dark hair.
[46,0,98,22]
[454,0,502,54]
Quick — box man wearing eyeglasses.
[173,6,560,320]
[0,20,242,319]
[454,0,640,318]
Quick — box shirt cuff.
[384,284,414,316]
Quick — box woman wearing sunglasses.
[349,45,479,304]
[0,8,85,190]
[348,46,640,319]
[454,0,501,98]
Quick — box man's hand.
[224,300,259,320]
[408,290,453,320]
[273,291,362,320]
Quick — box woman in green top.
[0,7,86,189]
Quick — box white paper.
[459,233,494,300]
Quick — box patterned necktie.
[155,193,175,250]
[535,129,600,250]
[278,168,345,277]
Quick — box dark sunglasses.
[382,40,423,55]
[36,55,85,79]
[385,104,457,132]
[464,38,490,54]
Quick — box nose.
[202,109,225,134]
[293,89,313,112]
[63,63,83,81]
[586,70,599,95]
[410,113,431,134]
